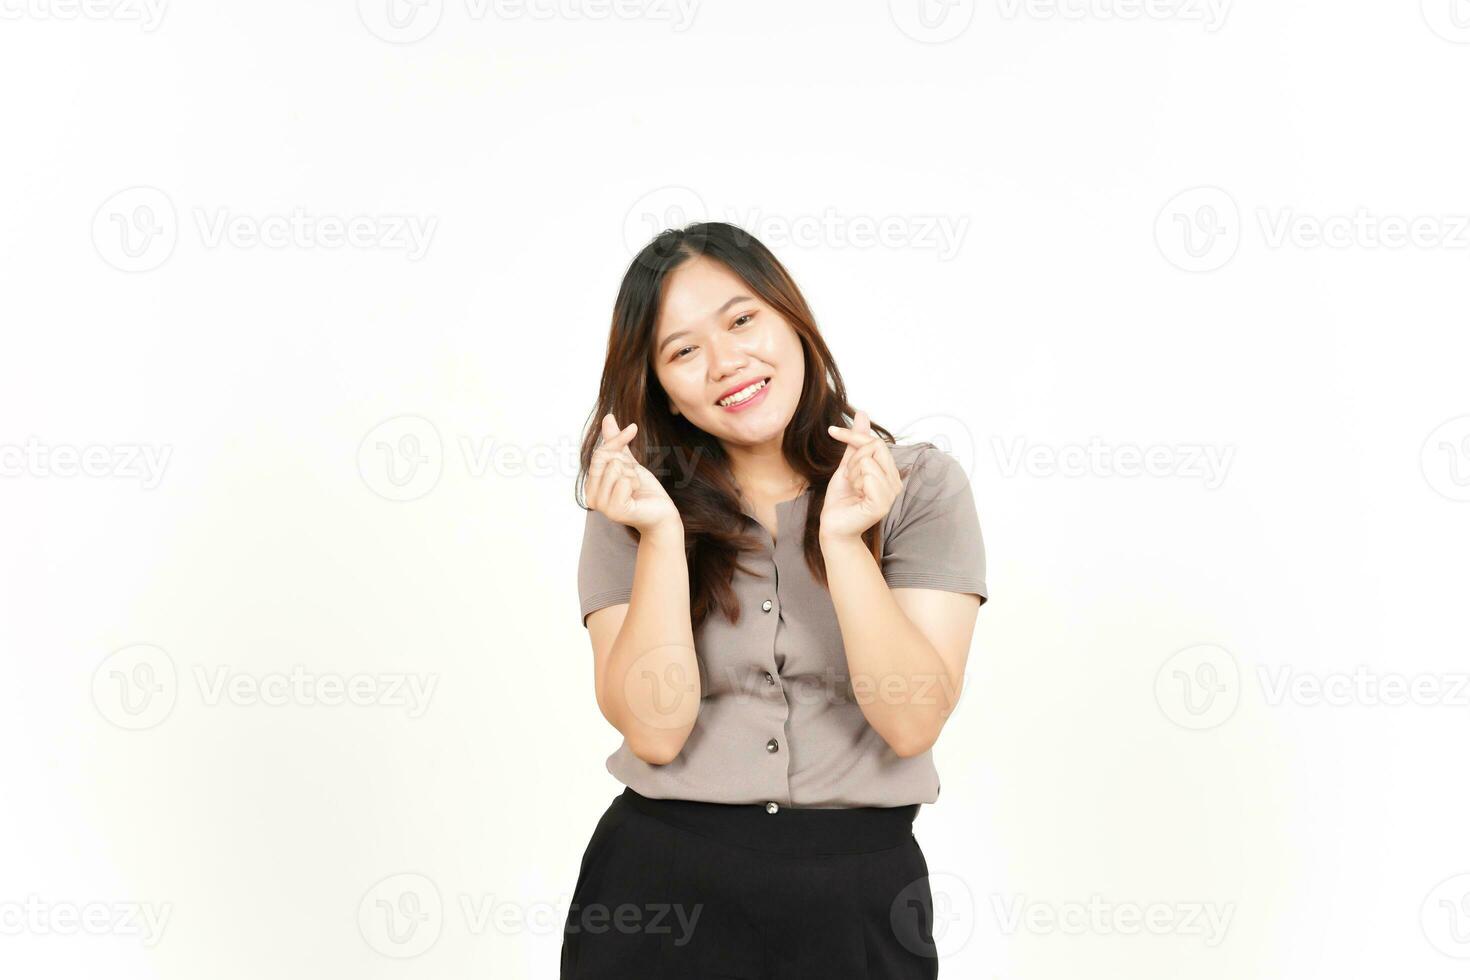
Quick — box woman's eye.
[732,313,754,328]
[674,346,694,359]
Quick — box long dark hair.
[576,221,916,631]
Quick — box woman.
[563,221,988,979]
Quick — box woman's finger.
[614,423,638,462]
[874,441,901,487]
[597,413,638,453]
[843,438,884,481]
[595,458,628,513]
[827,423,876,448]
[609,472,634,519]
[586,453,609,504]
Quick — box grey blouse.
[577,441,988,809]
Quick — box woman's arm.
[586,518,699,766]
[820,530,979,757]
[819,411,987,757]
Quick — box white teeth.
[718,378,768,407]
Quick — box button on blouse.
[577,442,988,809]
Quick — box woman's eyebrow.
[657,295,755,353]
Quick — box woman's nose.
[708,333,747,377]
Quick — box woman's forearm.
[819,531,957,757]
[598,520,700,765]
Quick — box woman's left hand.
[820,409,903,541]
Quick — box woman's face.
[652,255,805,451]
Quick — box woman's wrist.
[639,516,685,546]
[819,527,867,552]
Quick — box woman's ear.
[668,400,680,417]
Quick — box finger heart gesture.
[586,412,680,535]
[820,409,902,541]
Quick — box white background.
[3,1,1470,977]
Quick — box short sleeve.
[577,507,640,627]
[880,446,988,605]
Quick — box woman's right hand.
[586,412,681,535]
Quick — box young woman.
[563,221,988,979]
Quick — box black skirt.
[560,787,940,979]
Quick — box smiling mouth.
[715,377,770,408]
